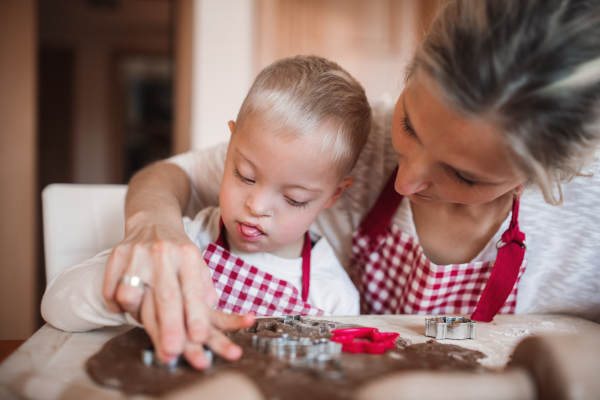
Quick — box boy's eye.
[234,168,254,184]
[286,197,308,208]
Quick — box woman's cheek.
[439,182,503,205]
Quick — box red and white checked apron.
[202,222,324,317]
[350,168,527,322]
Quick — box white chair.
[42,184,128,283]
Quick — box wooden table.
[1,315,599,400]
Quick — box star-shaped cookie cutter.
[331,327,400,354]
[425,316,476,340]
[140,346,213,371]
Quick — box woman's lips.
[237,222,265,242]
[409,192,438,202]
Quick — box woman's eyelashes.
[401,116,417,138]
[451,169,475,187]
[233,168,254,184]
[399,117,475,187]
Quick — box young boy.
[42,55,371,332]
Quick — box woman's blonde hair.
[411,0,600,204]
[235,55,371,180]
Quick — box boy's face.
[219,115,353,257]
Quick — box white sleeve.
[41,207,222,334]
[41,249,140,332]
[166,142,229,218]
[183,206,222,251]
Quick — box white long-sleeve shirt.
[168,95,600,322]
[42,207,359,332]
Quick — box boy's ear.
[228,120,235,134]
[323,177,354,209]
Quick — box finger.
[102,244,131,313]
[211,310,255,332]
[153,244,186,355]
[116,284,145,319]
[140,288,176,363]
[202,311,255,362]
[183,341,212,370]
[204,329,243,361]
[179,244,211,343]
[115,244,150,316]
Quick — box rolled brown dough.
[86,318,487,399]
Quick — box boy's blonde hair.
[235,55,372,180]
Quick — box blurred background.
[0,0,441,339]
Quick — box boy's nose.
[245,193,274,217]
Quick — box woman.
[102,0,600,368]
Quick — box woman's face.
[391,70,527,205]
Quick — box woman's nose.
[245,190,273,217]
[395,154,430,195]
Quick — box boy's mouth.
[237,222,265,242]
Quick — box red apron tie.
[360,167,404,239]
[216,219,313,302]
[470,197,526,322]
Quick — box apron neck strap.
[359,166,404,238]
[503,192,525,245]
[471,191,526,322]
[216,218,313,302]
[216,218,229,249]
[300,231,312,303]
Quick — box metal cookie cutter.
[283,314,336,335]
[141,346,213,371]
[251,333,342,364]
[141,348,181,371]
[425,316,476,340]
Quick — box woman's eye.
[401,116,416,138]
[233,168,254,184]
[452,170,475,187]
[286,197,308,208]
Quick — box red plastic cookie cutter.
[331,327,400,354]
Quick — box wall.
[39,0,171,184]
[189,0,442,150]
[255,0,442,101]
[0,0,38,339]
[173,0,194,155]
[190,0,256,151]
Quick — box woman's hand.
[140,281,255,369]
[101,161,252,367]
[102,218,255,367]
[103,217,211,338]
